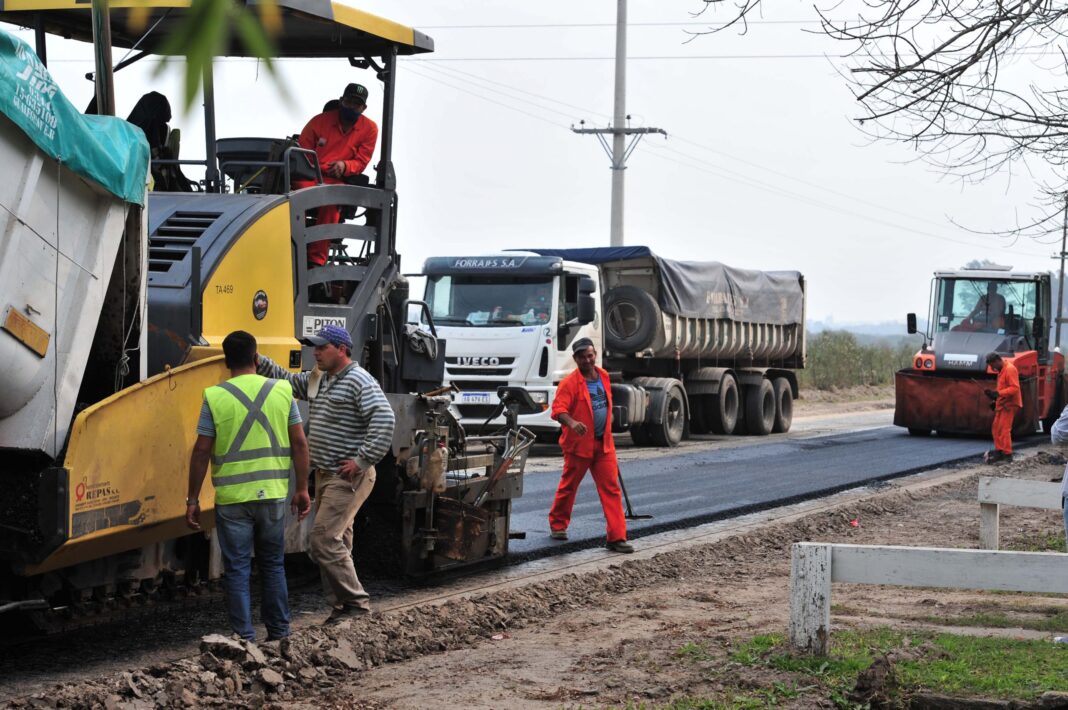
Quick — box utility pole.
[90,0,115,115]
[571,0,666,247]
[1056,195,1068,350]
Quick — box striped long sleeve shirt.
[258,356,395,473]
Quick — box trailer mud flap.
[894,370,1038,436]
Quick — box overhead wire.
[413,58,1036,240]
[416,20,829,29]
[403,60,1046,257]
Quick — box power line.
[416,20,827,29]
[399,62,593,122]
[412,59,1022,245]
[407,58,612,122]
[635,141,1046,256]
[400,61,1043,256]
[399,63,568,130]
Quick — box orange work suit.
[297,110,379,266]
[991,360,1022,454]
[548,367,627,543]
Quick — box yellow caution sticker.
[2,305,49,357]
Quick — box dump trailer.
[0,6,531,628]
[420,246,806,446]
[896,266,1067,437]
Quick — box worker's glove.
[984,389,998,401]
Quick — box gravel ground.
[6,443,1064,709]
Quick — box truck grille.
[445,356,515,378]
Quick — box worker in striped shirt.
[257,324,395,623]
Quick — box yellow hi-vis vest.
[203,375,293,505]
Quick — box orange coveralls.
[548,367,627,543]
[992,360,1023,455]
[296,111,379,266]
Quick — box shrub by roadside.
[800,330,922,391]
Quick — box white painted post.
[789,542,831,655]
[979,502,1000,550]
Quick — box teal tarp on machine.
[0,29,149,205]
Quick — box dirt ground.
[9,446,1067,709]
[795,385,895,416]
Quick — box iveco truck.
[421,247,806,447]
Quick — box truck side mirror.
[577,295,595,325]
[906,313,917,334]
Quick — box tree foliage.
[127,0,281,111]
[692,0,1068,239]
[800,330,918,390]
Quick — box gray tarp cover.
[519,247,804,325]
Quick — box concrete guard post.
[789,542,831,656]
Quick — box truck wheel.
[772,378,793,433]
[710,374,740,435]
[630,424,652,446]
[907,428,931,437]
[651,383,686,447]
[745,380,775,436]
[604,285,659,352]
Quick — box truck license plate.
[460,392,493,405]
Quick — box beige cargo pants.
[309,466,375,610]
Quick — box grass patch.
[723,628,1068,704]
[916,608,1068,633]
[1005,531,1066,553]
[629,683,811,709]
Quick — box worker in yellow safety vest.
[186,330,312,642]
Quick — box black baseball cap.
[572,337,595,354]
[343,83,369,103]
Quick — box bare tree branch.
[691,0,1068,240]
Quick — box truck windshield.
[425,275,554,327]
[936,278,1037,335]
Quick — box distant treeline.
[799,330,922,390]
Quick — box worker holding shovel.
[548,338,634,553]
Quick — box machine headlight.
[529,392,548,404]
[924,359,934,369]
[915,358,923,369]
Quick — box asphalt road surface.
[509,426,997,557]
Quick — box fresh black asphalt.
[508,426,998,558]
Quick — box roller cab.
[895,266,1067,437]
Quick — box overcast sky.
[3,0,1058,325]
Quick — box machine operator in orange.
[984,352,1022,463]
[296,82,379,267]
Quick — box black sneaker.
[325,604,370,624]
[550,529,568,540]
[606,540,634,554]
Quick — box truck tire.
[651,382,686,447]
[745,379,775,436]
[772,377,793,433]
[710,374,740,435]
[630,424,653,446]
[908,428,931,437]
[604,285,659,352]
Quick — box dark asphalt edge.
[506,436,1044,564]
